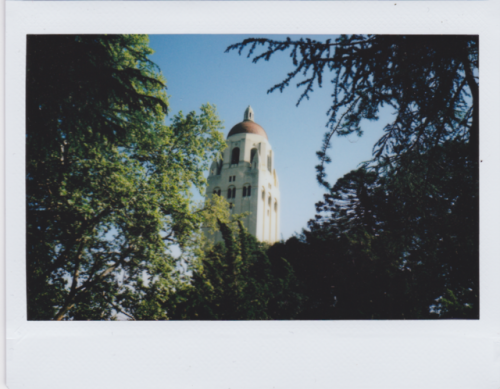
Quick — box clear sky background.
[148,35,390,240]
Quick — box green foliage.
[168,219,304,320]
[26,35,226,320]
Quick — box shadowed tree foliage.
[264,139,477,319]
[227,35,479,318]
[26,35,226,320]
[167,216,304,320]
[303,140,478,319]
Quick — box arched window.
[231,148,240,165]
[262,190,265,200]
[228,186,236,199]
[268,195,272,206]
[242,185,252,198]
[217,189,221,196]
[217,159,223,175]
[250,148,258,163]
[274,201,278,212]
[213,187,221,196]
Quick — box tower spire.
[244,105,254,122]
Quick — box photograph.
[26,33,479,321]
[8,2,500,388]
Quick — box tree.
[307,139,478,319]
[167,199,304,320]
[227,35,479,318]
[227,35,478,186]
[26,35,225,320]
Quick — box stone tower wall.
[206,131,280,244]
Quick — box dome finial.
[244,105,254,122]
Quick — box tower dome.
[227,105,268,140]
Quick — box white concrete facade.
[206,107,280,244]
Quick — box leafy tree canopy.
[307,140,478,318]
[167,202,304,320]
[27,35,226,320]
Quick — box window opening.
[250,148,258,163]
[231,148,240,165]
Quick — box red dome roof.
[227,121,268,140]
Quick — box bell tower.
[206,107,280,243]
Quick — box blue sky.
[148,35,390,240]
